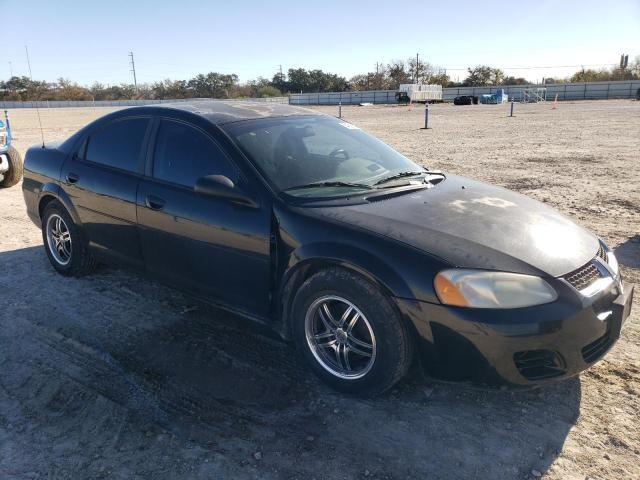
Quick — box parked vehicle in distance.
[453,95,478,106]
[22,102,634,395]
[398,84,443,103]
[479,88,509,104]
[0,110,23,188]
[395,91,410,105]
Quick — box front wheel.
[0,146,23,188]
[292,268,413,396]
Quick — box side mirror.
[194,175,256,207]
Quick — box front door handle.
[66,172,80,184]
[145,195,166,211]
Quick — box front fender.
[285,242,414,299]
[274,237,449,341]
[275,242,414,340]
[269,201,452,339]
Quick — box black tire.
[0,146,23,188]
[41,201,97,276]
[291,267,413,396]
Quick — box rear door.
[136,117,272,316]
[61,116,151,267]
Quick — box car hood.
[308,174,599,277]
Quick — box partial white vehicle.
[0,110,23,188]
[398,84,443,103]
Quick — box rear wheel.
[292,268,413,396]
[0,146,23,188]
[41,201,97,276]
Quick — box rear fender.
[38,183,82,227]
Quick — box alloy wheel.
[305,295,377,379]
[46,213,72,265]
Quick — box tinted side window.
[85,118,149,172]
[153,120,237,187]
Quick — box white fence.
[289,90,398,105]
[288,80,640,105]
[443,81,640,102]
[0,96,289,109]
[2,81,638,108]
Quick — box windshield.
[223,115,425,198]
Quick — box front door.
[136,118,272,317]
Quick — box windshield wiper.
[284,181,374,192]
[374,171,426,186]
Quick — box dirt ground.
[0,100,638,480]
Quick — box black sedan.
[22,102,634,395]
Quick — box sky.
[3,0,640,86]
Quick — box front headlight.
[434,269,558,309]
[606,250,619,277]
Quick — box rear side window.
[84,118,149,172]
[152,119,237,187]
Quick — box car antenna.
[25,45,45,148]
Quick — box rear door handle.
[145,195,166,211]
[66,172,80,184]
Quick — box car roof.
[145,100,322,125]
[56,101,324,153]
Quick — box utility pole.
[416,53,420,84]
[25,46,34,80]
[8,61,13,78]
[619,53,628,70]
[129,51,138,92]
[376,62,379,75]
[279,64,283,77]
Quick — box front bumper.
[397,279,634,385]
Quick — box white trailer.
[398,84,443,102]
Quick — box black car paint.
[22,102,633,386]
[311,174,600,278]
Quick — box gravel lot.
[0,100,638,479]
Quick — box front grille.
[597,244,607,262]
[514,350,567,380]
[563,261,602,291]
[582,331,612,363]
